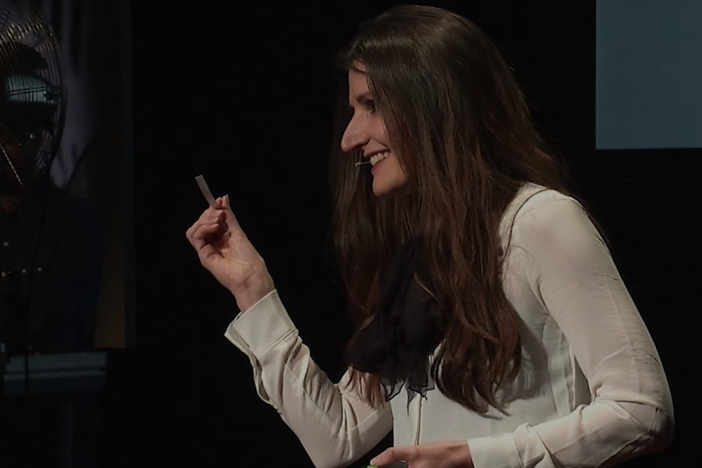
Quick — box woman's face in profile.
[341,62,407,197]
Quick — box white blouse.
[224,184,674,468]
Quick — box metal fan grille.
[0,0,65,180]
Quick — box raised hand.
[186,195,274,311]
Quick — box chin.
[372,180,408,197]
[371,160,408,197]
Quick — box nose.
[340,114,368,154]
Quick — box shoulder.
[502,184,585,226]
[501,184,608,262]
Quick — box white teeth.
[370,151,389,166]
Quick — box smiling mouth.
[369,151,389,166]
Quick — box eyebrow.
[353,92,373,104]
[347,92,376,111]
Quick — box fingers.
[370,442,472,468]
[215,194,244,233]
[370,448,402,467]
[186,195,243,256]
[186,221,219,252]
[370,447,410,467]
[186,209,226,250]
[217,194,229,209]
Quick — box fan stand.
[0,196,29,401]
[0,195,14,399]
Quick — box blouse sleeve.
[468,192,674,468]
[224,290,393,468]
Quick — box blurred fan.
[0,0,65,210]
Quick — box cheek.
[389,158,408,184]
[381,122,390,142]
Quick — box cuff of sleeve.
[468,433,521,468]
[223,289,297,357]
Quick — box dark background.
[104,1,695,467]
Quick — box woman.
[186,5,673,468]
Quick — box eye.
[365,99,378,113]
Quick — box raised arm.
[225,291,392,467]
[186,196,393,467]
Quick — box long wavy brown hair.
[328,5,570,413]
